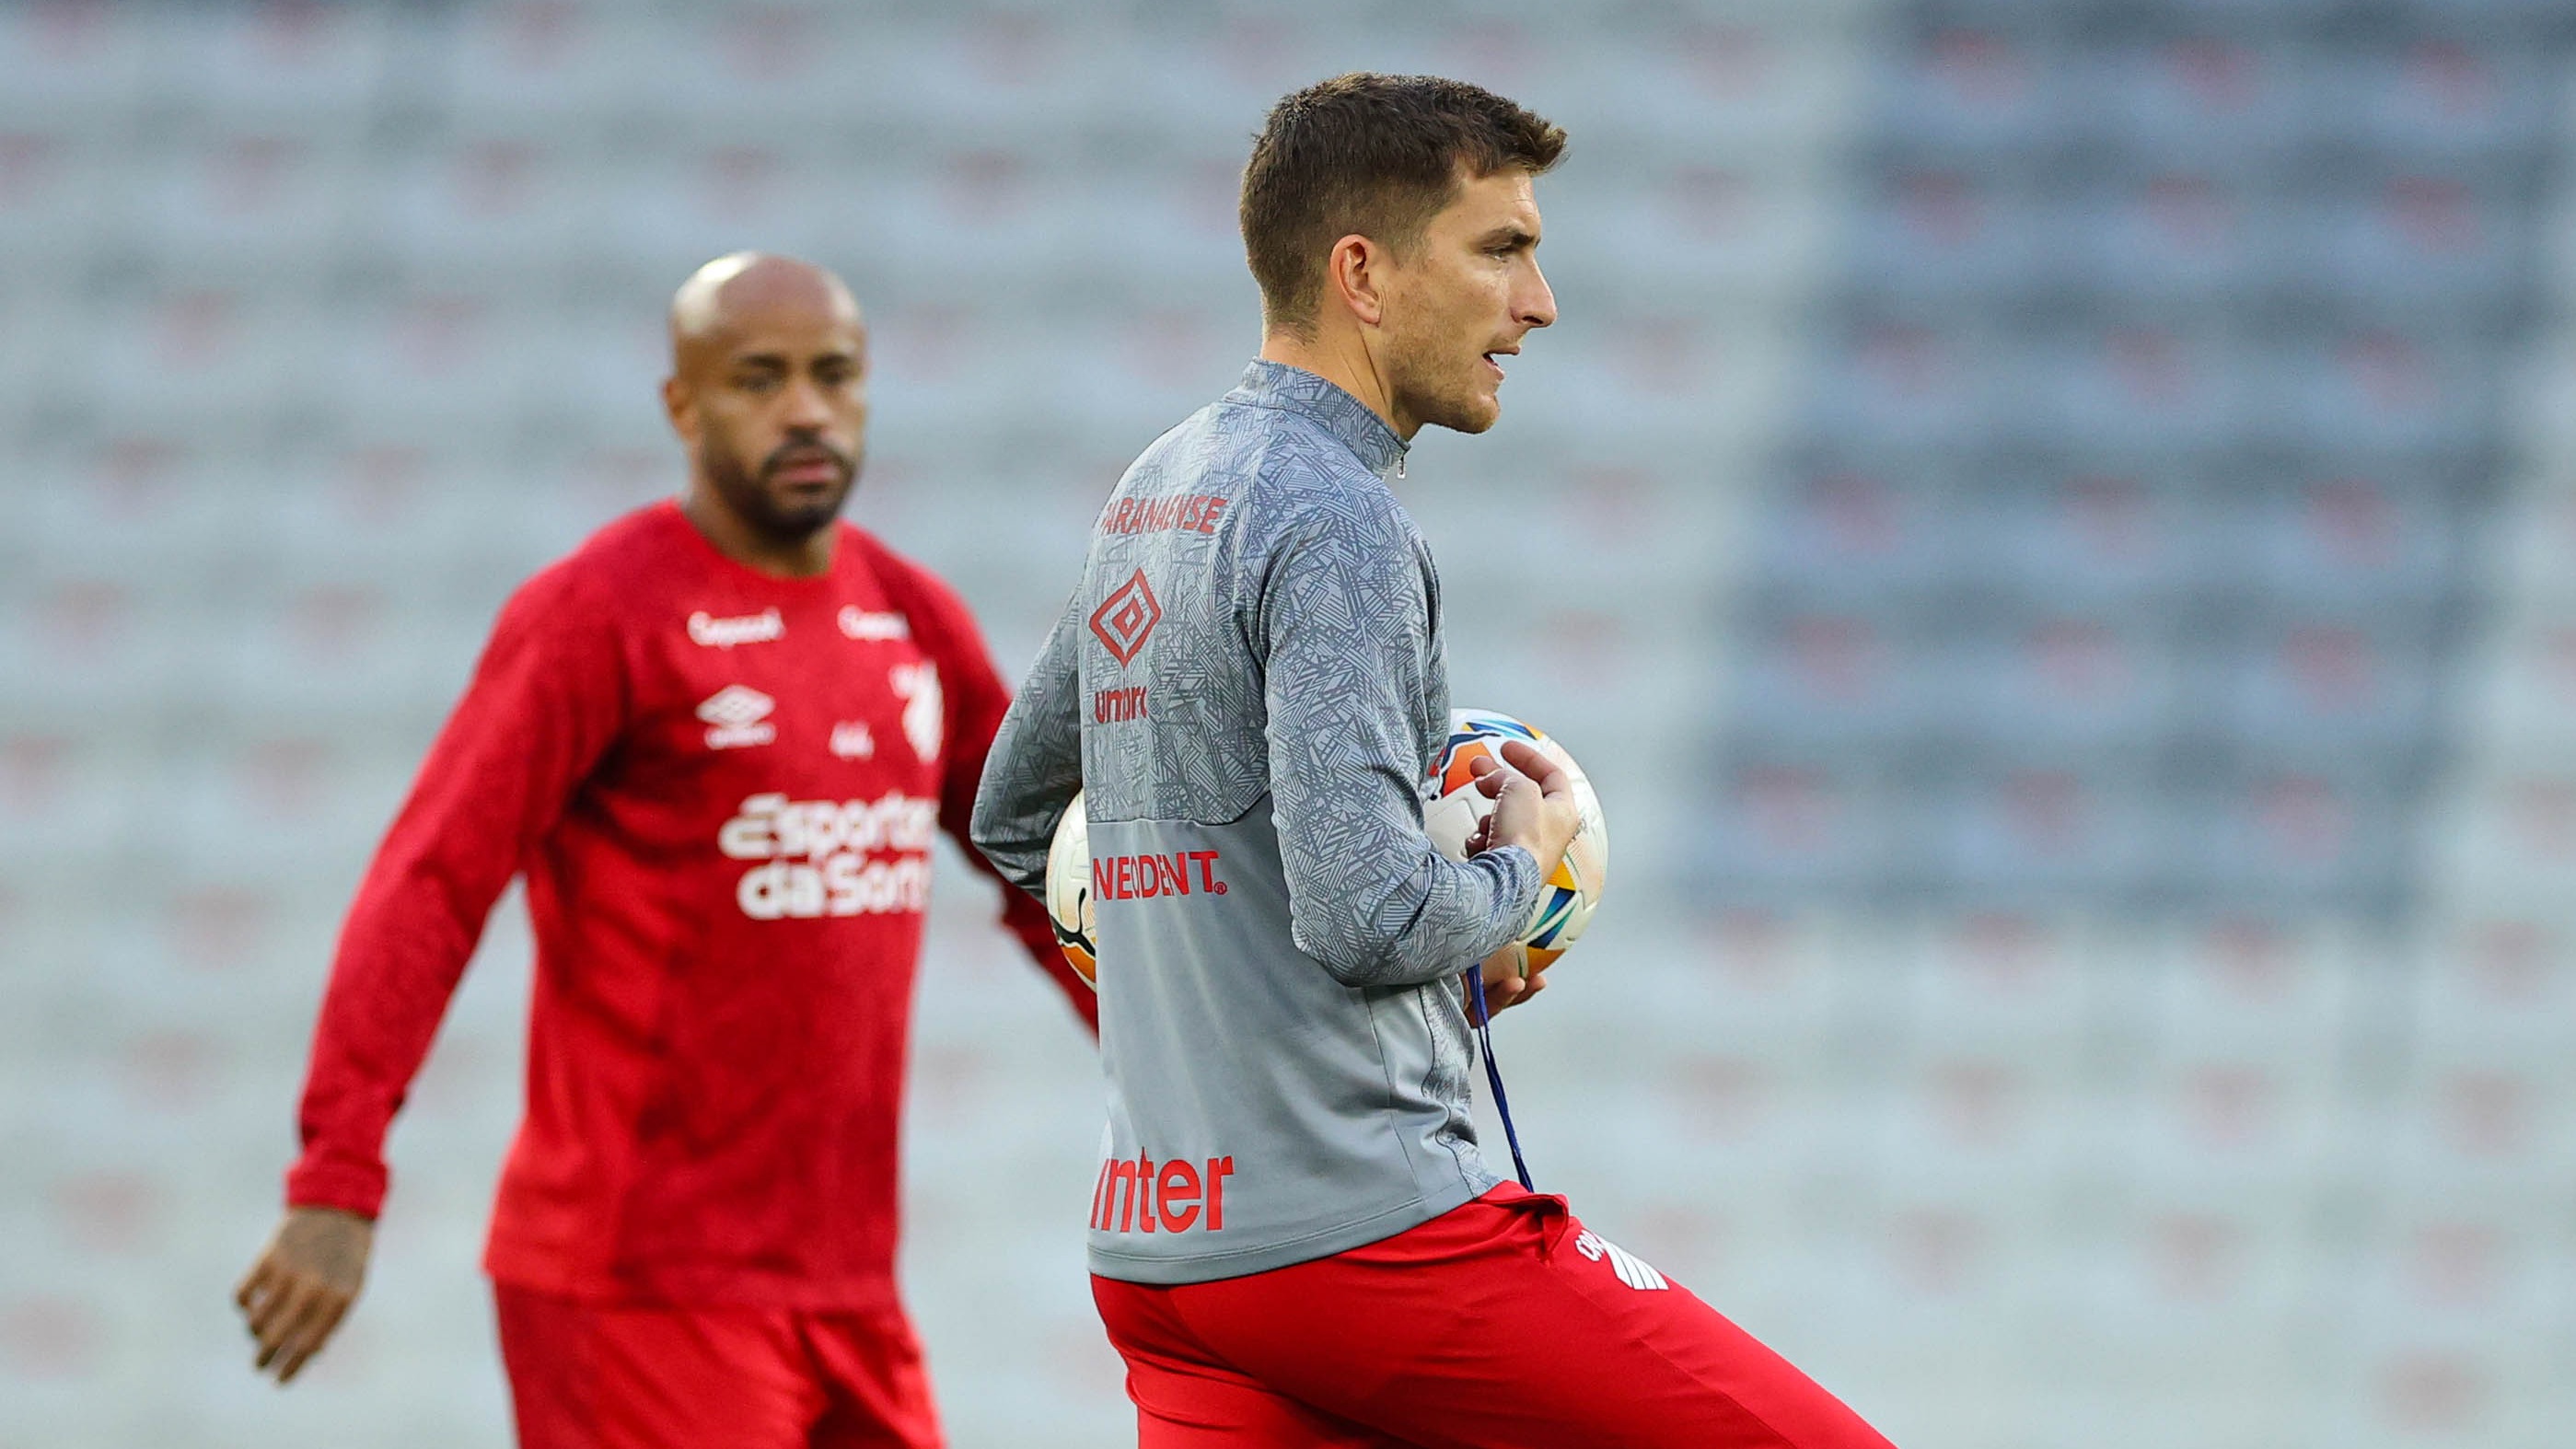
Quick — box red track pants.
[1093,1184,1897,1448]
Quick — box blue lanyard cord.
[1466,967,1536,1191]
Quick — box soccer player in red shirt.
[231,253,1096,1449]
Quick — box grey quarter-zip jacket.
[972,360,1544,1284]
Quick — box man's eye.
[737,374,779,392]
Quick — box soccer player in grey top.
[976,75,1897,1449]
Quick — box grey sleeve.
[970,590,1085,899]
[1257,511,1541,989]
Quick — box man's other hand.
[235,1206,373,1384]
[1471,945,1552,1023]
[1462,738,1582,879]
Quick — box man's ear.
[1326,234,1386,329]
[662,375,698,444]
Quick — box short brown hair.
[1240,73,1566,338]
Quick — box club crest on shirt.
[889,662,943,763]
[697,685,777,750]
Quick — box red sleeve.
[877,545,1099,1034]
[284,564,630,1217]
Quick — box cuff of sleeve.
[1496,841,1543,906]
[284,1157,387,1220]
[1488,843,1547,943]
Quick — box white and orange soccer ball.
[1421,708,1610,977]
[1044,792,1099,988]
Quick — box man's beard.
[705,435,858,539]
[1388,329,1499,436]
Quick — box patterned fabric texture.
[973,361,1538,983]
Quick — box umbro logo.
[697,685,777,750]
[1089,569,1162,667]
[1572,1229,1668,1292]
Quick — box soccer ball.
[1045,709,1607,988]
[1044,792,1097,989]
[1421,708,1610,977]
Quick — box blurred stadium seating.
[0,2,2569,1447]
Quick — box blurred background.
[0,0,2570,1445]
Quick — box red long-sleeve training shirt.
[284,501,1095,1309]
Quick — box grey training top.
[972,360,1542,1284]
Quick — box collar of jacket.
[1228,359,1410,479]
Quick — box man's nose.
[782,375,833,429]
[1519,263,1558,330]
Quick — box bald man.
[235,254,1096,1448]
